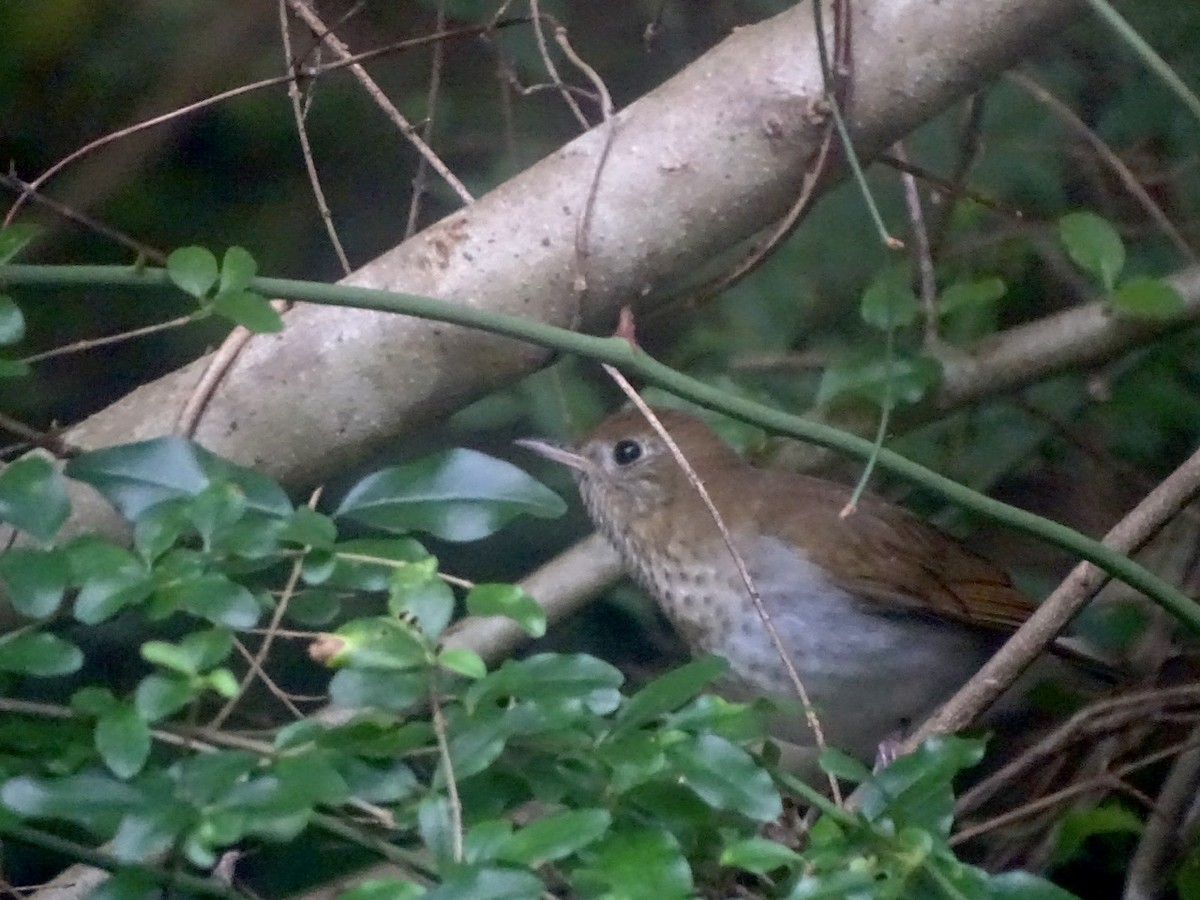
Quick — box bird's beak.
[514,437,589,473]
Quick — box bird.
[517,406,1062,762]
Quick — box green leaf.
[860,266,919,330]
[66,538,152,623]
[0,295,26,345]
[1059,211,1125,290]
[186,482,247,547]
[938,277,1006,316]
[614,655,727,735]
[337,878,426,900]
[389,563,455,639]
[334,449,566,542]
[287,588,342,625]
[816,351,942,409]
[418,794,455,863]
[142,628,232,676]
[89,869,161,900]
[0,358,30,379]
[219,246,258,294]
[667,733,781,821]
[985,871,1084,899]
[323,616,430,670]
[206,667,239,698]
[167,246,220,298]
[72,686,118,717]
[1052,801,1143,865]
[132,500,189,563]
[499,808,611,865]
[0,223,41,263]
[0,547,68,618]
[468,653,623,711]
[155,573,260,628]
[422,866,544,900]
[463,819,515,864]
[0,631,82,676]
[66,436,292,522]
[212,290,283,333]
[135,673,196,721]
[1110,275,1185,320]
[1,771,142,833]
[577,827,692,900]
[0,454,69,540]
[320,537,430,591]
[858,735,985,835]
[817,747,873,784]
[1177,842,1200,900]
[95,703,151,778]
[281,506,337,548]
[720,837,801,874]
[464,583,545,638]
[328,669,428,712]
[438,648,487,679]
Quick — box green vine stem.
[4,261,1200,633]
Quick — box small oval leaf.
[1059,211,1124,291]
[438,647,487,679]
[1109,276,1185,320]
[219,246,258,294]
[96,704,151,778]
[0,454,69,540]
[335,449,566,542]
[167,246,219,298]
[0,295,26,346]
[212,291,283,333]
[66,437,292,522]
[465,583,546,638]
[0,547,68,618]
[0,631,83,676]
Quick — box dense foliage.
[3,1,1200,898]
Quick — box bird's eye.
[612,439,643,466]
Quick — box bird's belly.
[716,604,991,759]
[646,537,995,761]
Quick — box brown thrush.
[519,407,1052,760]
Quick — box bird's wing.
[760,474,1038,632]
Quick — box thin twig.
[429,687,464,862]
[0,412,80,458]
[892,142,939,347]
[20,314,193,366]
[285,0,474,207]
[1123,722,1200,899]
[553,25,615,297]
[529,3,589,129]
[173,299,288,437]
[926,94,987,261]
[405,0,449,238]
[603,361,842,806]
[208,488,321,728]
[4,19,507,224]
[0,173,167,263]
[910,439,1200,747]
[1007,70,1195,263]
[279,0,351,274]
[954,737,1200,847]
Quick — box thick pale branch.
[58,0,1082,512]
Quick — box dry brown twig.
[279,0,351,274]
[910,440,1200,747]
[892,141,939,347]
[405,0,450,238]
[4,17,500,226]
[1007,70,1196,264]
